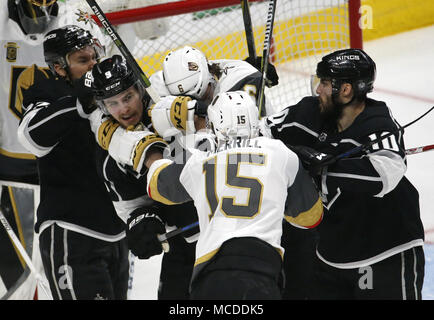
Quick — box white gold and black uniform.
[261,96,425,299]
[17,72,129,300]
[150,59,271,116]
[146,136,323,299]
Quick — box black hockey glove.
[290,145,335,176]
[244,56,279,87]
[126,206,169,259]
[72,71,97,118]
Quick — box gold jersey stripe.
[148,161,181,205]
[132,134,167,171]
[194,248,220,267]
[97,119,120,150]
[0,148,36,160]
[285,197,323,228]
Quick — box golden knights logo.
[75,8,97,26]
[5,42,19,62]
[188,62,199,71]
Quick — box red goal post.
[87,0,363,112]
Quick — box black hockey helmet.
[14,0,59,35]
[43,25,105,75]
[316,48,376,99]
[91,55,145,113]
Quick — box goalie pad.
[150,95,197,139]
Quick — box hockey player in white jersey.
[0,0,109,299]
[150,45,276,107]
[145,45,280,169]
[148,45,279,142]
[144,91,323,299]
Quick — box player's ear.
[341,82,353,98]
[53,63,67,77]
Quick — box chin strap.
[330,78,358,109]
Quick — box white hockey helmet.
[207,91,259,142]
[163,46,213,99]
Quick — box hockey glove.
[91,111,168,174]
[290,145,335,176]
[73,71,97,118]
[126,206,169,259]
[244,56,279,87]
[108,126,168,175]
[150,95,197,138]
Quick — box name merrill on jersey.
[215,137,261,153]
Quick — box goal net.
[67,0,362,113]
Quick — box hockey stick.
[330,105,434,163]
[0,208,52,299]
[157,221,199,242]
[257,0,277,119]
[85,0,160,104]
[405,144,434,155]
[241,0,257,60]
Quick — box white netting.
[65,0,357,112]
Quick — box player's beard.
[319,94,341,133]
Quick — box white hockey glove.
[88,108,119,149]
[109,127,168,174]
[150,95,197,139]
[88,109,168,174]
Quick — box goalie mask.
[91,55,145,114]
[207,91,259,142]
[163,46,215,100]
[44,25,105,76]
[14,0,59,35]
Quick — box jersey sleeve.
[321,105,408,198]
[17,73,81,157]
[149,70,171,97]
[146,159,192,205]
[322,142,407,198]
[284,148,323,229]
[260,96,321,145]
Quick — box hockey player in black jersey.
[17,25,129,300]
[87,55,200,299]
[260,48,425,299]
